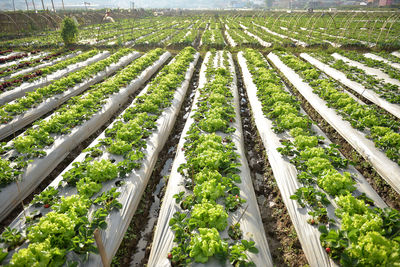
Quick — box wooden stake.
[233,204,248,225]
[15,180,27,219]
[94,229,109,267]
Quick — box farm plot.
[0,47,198,266]
[239,49,399,267]
[0,49,134,139]
[300,52,400,122]
[149,50,272,266]
[0,10,400,267]
[269,51,400,195]
[0,48,169,222]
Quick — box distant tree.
[61,17,79,46]
[265,0,273,8]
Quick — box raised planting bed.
[0,47,199,266]
[0,50,135,140]
[0,49,169,221]
[269,51,400,195]
[239,49,395,267]
[301,53,400,120]
[149,50,272,266]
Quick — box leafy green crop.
[245,49,400,265]
[0,49,164,187]
[169,51,258,266]
[7,47,197,265]
[189,228,228,263]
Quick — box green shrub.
[61,17,78,45]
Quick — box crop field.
[0,9,399,267]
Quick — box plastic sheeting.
[148,51,272,267]
[225,30,237,47]
[0,51,134,140]
[244,30,272,47]
[8,52,79,80]
[239,52,388,267]
[364,53,400,71]
[268,52,400,195]
[332,53,400,87]
[0,52,26,68]
[300,53,400,120]
[0,52,170,222]
[323,40,340,48]
[392,51,400,58]
[0,51,108,106]
[251,23,307,47]
[0,52,48,71]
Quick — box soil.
[234,56,308,267]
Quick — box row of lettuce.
[0,51,31,64]
[0,50,66,79]
[243,49,400,266]
[168,50,259,266]
[312,51,400,104]
[201,19,226,47]
[337,50,400,82]
[0,47,197,266]
[0,50,97,93]
[0,48,162,187]
[0,49,114,124]
[277,51,400,166]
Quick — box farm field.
[0,9,399,267]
